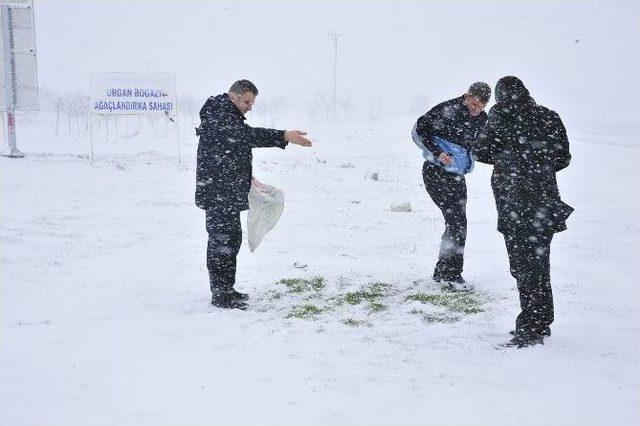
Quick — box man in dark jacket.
[415,82,491,291]
[196,80,312,309]
[473,76,573,348]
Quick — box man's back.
[478,100,570,173]
[474,89,572,235]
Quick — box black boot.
[230,289,249,301]
[434,274,473,292]
[510,326,551,337]
[209,268,247,309]
[211,289,247,310]
[499,332,544,349]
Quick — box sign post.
[89,72,180,163]
[0,0,38,158]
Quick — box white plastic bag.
[247,178,284,252]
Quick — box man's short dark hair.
[229,79,259,96]
[467,82,491,103]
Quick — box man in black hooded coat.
[473,76,573,348]
[195,80,312,309]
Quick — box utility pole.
[327,31,342,120]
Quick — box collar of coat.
[221,93,247,121]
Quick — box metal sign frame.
[1,0,38,158]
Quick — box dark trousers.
[205,208,242,295]
[422,162,467,279]
[503,232,554,336]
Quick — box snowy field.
[1,111,639,425]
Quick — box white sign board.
[0,0,38,111]
[90,72,177,116]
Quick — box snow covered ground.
[1,111,639,425]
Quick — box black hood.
[495,76,531,104]
[201,93,245,121]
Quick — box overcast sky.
[34,0,639,118]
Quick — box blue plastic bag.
[411,123,474,175]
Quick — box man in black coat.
[473,76,573,348]
[415,82,491,291]
[195,80,312,309]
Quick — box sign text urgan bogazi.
[90,72,176,116]
[88,72,181,164]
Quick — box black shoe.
[230,289,249,301]
[433,274,464,283]
[227,298,247,310]
[211,292,247,310]
[510,327,551,337]
[433,273,459,283]
[499,333,544,349]
[441,276,473,292]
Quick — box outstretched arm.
[242,124,287,149]
[237,123,312,149]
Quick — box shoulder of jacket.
[487,104,504,117]
[429,97,457,112]
[447,97,465,108]
[534,104,555,115]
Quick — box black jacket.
[416,96,488,157]
[195,93,287,211]
[473,77,573,235]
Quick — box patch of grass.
[278,277,325,294]
[369,282,391,293]
[409,309,460,323]
[286,304,324,319]
[310,276,325,291]
[270,279,486,326]
[422,313,460,323]
[368,302,387,312]
[278,278,308,293]
[343,282,391,305]
[267,290,282,300]
[341,318,370,327]
[406,292,484,314]
[344,291,366,305]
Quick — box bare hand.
[284,130,312,147]
[438,152,454,166]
